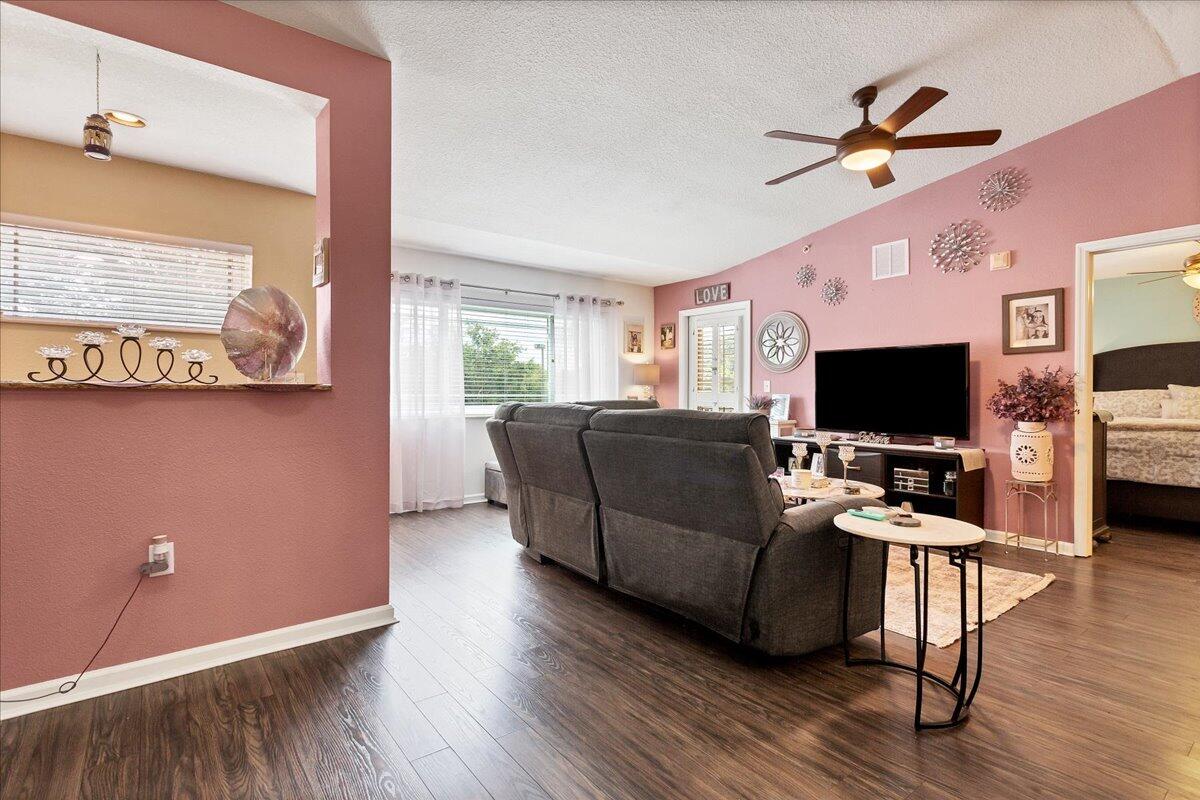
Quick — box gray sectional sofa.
[486,402,887,656]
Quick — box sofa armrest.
[742,497,888,655]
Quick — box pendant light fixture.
[83,52,112,161]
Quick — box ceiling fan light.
[103,109,147,128]
[837,138,895,171]
[1183,272,1200,290]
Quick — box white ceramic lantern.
[1009,421,1054,482]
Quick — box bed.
[1093,341,1200,525]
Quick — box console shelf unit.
[772,436,984,527]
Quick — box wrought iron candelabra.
[28,325,218,385]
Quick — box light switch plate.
[762,380,771,392]
[990,251,1012,270]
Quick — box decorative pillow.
[1162,395,1200,419]
[1167,384,1200,401]
[1092,388,1169,418]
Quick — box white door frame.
[678,300,751,412]
[1072,223,1200,557]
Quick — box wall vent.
[872,238,909,280]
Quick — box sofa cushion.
[576,399,660,409]
[589,408,776,475]
[513,402,600,428]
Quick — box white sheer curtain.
[389,273,465,513]
[553,294,619,402]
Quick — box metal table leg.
[842,537,984,730]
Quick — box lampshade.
[633,363,661,385]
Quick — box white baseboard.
[463,493,486,505]
[985,529,1077,557]
[0,604,397,720]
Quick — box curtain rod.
[389,273,623,305]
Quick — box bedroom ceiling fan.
[1130,245,1200,288]
[763,85,1001,188]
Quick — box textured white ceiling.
[1094,241,1200,281]
[32,0,1190,285]
[0,3,323,195]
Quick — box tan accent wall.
[0,133,316,383]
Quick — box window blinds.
[0,222,253,332]
[461,303,553,407]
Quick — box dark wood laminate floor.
[3,505,1199,799]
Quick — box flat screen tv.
[815,343,970,439]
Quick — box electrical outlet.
[762,380,771,392]
[148,536,174,577]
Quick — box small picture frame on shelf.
[1002,288,1064,354]
[769,393,790,421]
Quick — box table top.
[777,479,886,501]
[833,511,986,547]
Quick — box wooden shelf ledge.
[0,381,332,392]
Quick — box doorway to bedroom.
[1075,227,1200,553]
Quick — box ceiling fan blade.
[1127,270,1183,275]
[894,130,1002,149]
[765,156,838,185]
[867,163,895,189]
[1138,274,1185,285]
[875,86,947,134]
[764,130,841,146]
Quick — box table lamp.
[633,363,661,400]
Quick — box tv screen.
[815,343,970,439]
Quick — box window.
[0,221,253,332]
[462,302,553,409]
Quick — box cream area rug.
[881,546,1054,647]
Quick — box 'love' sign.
[693,282,731,306]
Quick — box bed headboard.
[1093,341,1200,391]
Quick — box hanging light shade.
[83,113,112,160]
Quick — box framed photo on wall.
[659,323,676,350]
[624,321,645,354]
[312,237,331,287]
[1002,288,1065,354]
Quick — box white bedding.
[1105,416,1200,488]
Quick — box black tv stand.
[772,435,984,527]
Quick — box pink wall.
[0,1,391,689]
[655,75,1200,541]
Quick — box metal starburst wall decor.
[820,277,848,305]
[795,265,816,287]
[930,220,988,273]
[979,167,1028,212]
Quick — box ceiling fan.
[1130,245,1200,288]
[763,85,1001,188]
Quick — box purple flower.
[987,366,1077,423]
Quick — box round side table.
[833,511,986,731]
[776,479,886,506]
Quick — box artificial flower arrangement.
[987,366,1076,481]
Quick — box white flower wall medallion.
[930,220,988,273]
[795,265,816,287]
[821,277,848,305]
[979,167,1028,212]
[755,311,809,373]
